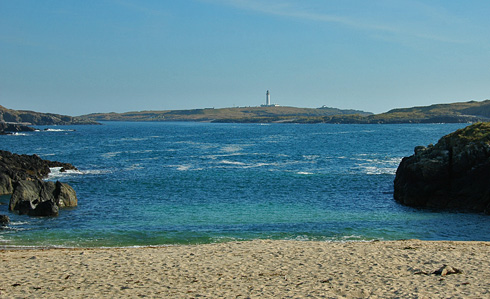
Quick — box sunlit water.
[1,122,489,247]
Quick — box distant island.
[2,99,490,127]
[82,99,490,124]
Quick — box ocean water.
[1,122,489,247]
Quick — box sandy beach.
[1,239,489,298]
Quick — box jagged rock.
[0,173,13,195]
[394,122,490,214]
[55,181,78,208]
[9,179,77,216]
[0,150,77,195]
[0,150,78,216]
[0,214,9,225]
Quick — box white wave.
[297,171,314,175]
[362,166,397,175]
[125,164,143,171]
[101,151,121,159]
[176,165,191,171]
[302,155,319,160]
[8,221,30,225]
[81,169,111,175]
[48,167,83,179]
[353,156,403,175]
[10,132,28,136]
[49,167,109,178]
[43,128,75,132]
[221,145,243,153]
[172,164,204,171]
[220,160,246,166]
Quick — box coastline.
[1,239,489,298]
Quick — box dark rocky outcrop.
[394,122,490,214]
[0,150,78,216]
[0,150,77,194]
[9,180,77,216]
[0,122,36,135]
[0,214,9,225]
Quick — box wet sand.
[1,239,489,298]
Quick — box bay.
[1,122,489,247]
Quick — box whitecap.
[125,164,144,171]
[220,160,246,166]
[43,128,75,132]
[297,171,314,175]
[101,151,121,159]
[48,167,83,179]
[362,166,397,175]
[177,165,191,171]
[302,155,319,160]
[221,145,242,153]
[81,169,111,175]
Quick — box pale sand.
[1,240,489,298]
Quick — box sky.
[1,0,490,116]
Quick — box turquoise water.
[1,122,489,247]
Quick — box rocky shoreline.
[0,150,78,218]
[0,122,36,135]
[394,122,490,214]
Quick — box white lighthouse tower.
[266,90,271,106]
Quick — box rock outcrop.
[9,180,77,216]
[0,214,9,225]
[0,122,36,135]
[394,122,490,214]
[0,150,77,194]
[0,150,78,216]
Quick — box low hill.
[362,100,490,124]
[0,105,99,125]
[82,100,490,124]
[83,106,372,123]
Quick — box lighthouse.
[266,90,271,106]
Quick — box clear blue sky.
[1,0,490,116]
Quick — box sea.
[1,122,489,248]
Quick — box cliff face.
[0,105,99,125]
[394,122,490,214]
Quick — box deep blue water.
[1,122,489,247]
